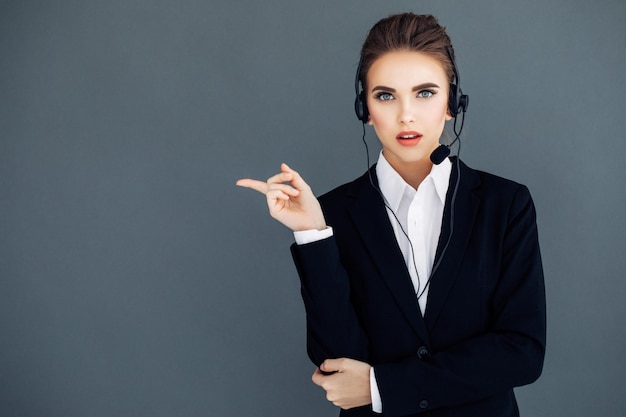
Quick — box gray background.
[1,0,624,416]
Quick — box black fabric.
[291,159,546,417]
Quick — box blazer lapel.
[348,168,431,346]
[424,159,481,330]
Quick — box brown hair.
[358,13,455,91]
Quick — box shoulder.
[460,159,532,201]
[318,167,372,206]
[459,160,536,222]
[315,167,376,224]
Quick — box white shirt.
[375,152,451,315]
[294,152,452,413]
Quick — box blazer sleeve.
[374,184,546,416]
[291,237,369,367]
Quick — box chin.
[394,154,433,166]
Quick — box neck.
[385,155,433,190]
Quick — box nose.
[398,98,415,125]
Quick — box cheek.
[424,102,451,124]
[367,104,392,128]
[369,114,393,133]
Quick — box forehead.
[366,51,448,89]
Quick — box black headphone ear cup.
[458,92,469,113]
[448,83,459,115]
[354,91,369,123]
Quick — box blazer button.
[417,346,430,359]
[419,400,429,409]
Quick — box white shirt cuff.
[370,366,382,413]
[293,227,333,245]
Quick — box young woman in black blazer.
[238,13,545,417]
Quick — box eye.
[417,90,435,98]
[375,92,394,101]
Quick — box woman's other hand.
[312,358,372,410]
[236,163,327,232]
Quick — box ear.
[445,112,453,121]
[367,117,373,126]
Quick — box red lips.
[396,131,423,146]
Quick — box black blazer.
[291,159,546,417]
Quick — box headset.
[353,46,469,300]
[445,47,469,118]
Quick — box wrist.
[313,222,328,231]
[295,219,326,232]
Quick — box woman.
[237,13,545,417]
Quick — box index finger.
[236,178,269,195]
[320,358,343,373]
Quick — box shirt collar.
[375,151,451,210]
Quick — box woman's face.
[366,50,452,168]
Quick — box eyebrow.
[371,82,441,93]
